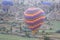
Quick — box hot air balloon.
[41,1,52,5]
[1,0,13,12]
[24,7,46,35]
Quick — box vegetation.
[0,34,38,40]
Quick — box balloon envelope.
[24,7,45,30]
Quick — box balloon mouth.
[29,25,41,31]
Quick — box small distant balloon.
[24,7,46,34]
[1,0,13,12]
[41,1,51,5]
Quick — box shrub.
[44,36,50,40]
[56,30,60,33]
